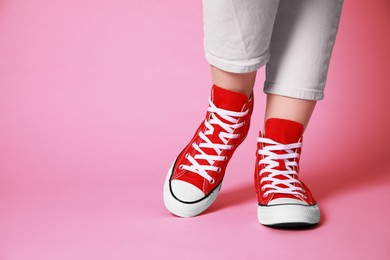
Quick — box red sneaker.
[164,85,253,217]
[255,118,320,226]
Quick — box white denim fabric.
[203,0,344,100]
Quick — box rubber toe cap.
[171,180,205,202]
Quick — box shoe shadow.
[200,139,390,225]
[204,182,327,229]
[302,108,390,202]
[305,145,390,202]
[204,182,255,214]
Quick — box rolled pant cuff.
[264,82,324,101]
[205,49,269,74]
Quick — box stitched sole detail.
[163,161,222,218]
[257,203,320,226]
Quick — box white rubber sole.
[258,203,320,226]
[163,161,222,217]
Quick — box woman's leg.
[255,0,344,226]
[204,0,279,97]
[164,0,280,217]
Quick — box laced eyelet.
[224,156,228,161]
[185,153,190,158]
[263,193,268,198]
[261,187,265,191]
[216,167,221,173]
[179,164,184,170]
[209,179,215,184]
[191,142,196,148]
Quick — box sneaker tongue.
[264,118,303,144]
[211,85,248,112]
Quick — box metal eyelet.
[179,164,184,170]
[185,153,190,158]
[263,193,268,198]
[216,167,221,173]
[209,179,215,184]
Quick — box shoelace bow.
[257,137,306,198]
[180,97,248,184]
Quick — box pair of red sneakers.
[163,85,320,226]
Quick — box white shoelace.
[181,97,248,184]
[257,137,306,198]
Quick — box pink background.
[0,0,389,259]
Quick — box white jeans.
[203,0,344,100]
